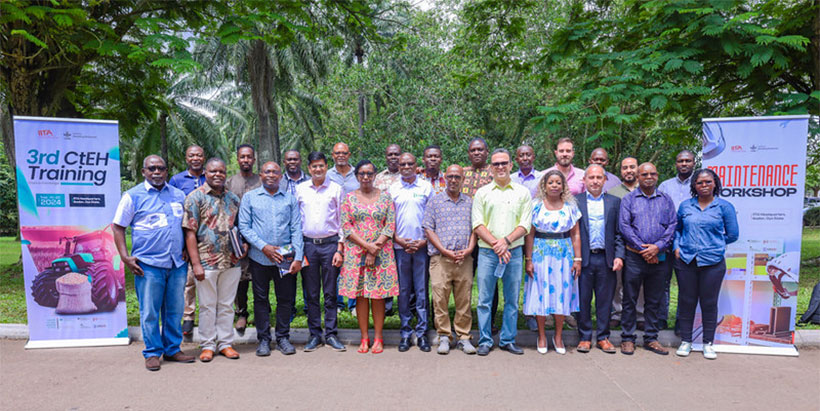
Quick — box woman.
[523,170,582,354]
[674,168,738,360]
[338,160,399,354]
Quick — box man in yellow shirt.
[472,148,533,356]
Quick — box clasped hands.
[639,243,660,264]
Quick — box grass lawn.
[1,229,819,330]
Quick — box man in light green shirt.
[471,148,532,356]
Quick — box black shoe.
[304,336,323,352]
[499,343,524,355]
[657,320,669,330]
[326,335,346,352]
[477,344,491,356]
[181,320,194,336]
[277,338,296,355]
[256,340,271,357]
[398,337,412,352]
[636,321,645,331]
[385,307,395,317]
[491,326,500,336]
[418,336,431,352]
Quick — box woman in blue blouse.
[673,168,738,360]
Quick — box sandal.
[371,338,384,354]
[358,338,370,354]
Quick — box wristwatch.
[504,237,511,246]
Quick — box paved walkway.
[1,339,817,410]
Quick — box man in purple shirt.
[511,145,541,198]
[589,147,622,193]
[618,162,676,356]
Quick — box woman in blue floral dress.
[524,169,582,354]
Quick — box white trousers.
[196,267,241,351]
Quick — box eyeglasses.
[145,166,167,172]
[398,162,416,167]
[491,161,509,168]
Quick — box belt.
[590,248,605,254]
[534,231,570,239]
[304,235,339,245]
[626,246,642,254]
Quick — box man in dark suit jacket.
[574,165,625,353]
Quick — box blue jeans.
[476,247,523,347]
[396,247,429,338]
[134,262,187,358]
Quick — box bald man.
[327,142,359,313]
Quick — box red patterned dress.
[338,191,399,299]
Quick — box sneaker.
[437,337,450,355]
[676,341,692,357]
[457,339,477,355]
[277,338,296,355]
[703,342,717,360]
[255,340,271,357]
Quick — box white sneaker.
[703,342,717,360]
[676,341,692,357]
[437,337,450,355]
[457,339,477,355]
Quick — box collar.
[258,185,285,197]
[516,169,537,179]
[332,166,354,178]
[445,193,466,204]
[285,171,306,182]
[491,179,512,190]
[143,180,168,192]
[586,191,604,201]
[423,170,442,180]
[185,169,204,179]
[401,176,418,188]
[310,177,330,190]
[677,174,692,185]
[201,182,226,197]
[636,188,660,198]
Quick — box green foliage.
[0,145,17,236]
[805,207,820,227]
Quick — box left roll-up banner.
[14,116,129,349]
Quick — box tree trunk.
[355,43,366,140]
[270,98,281,165]
[1,102,15,173]
[248,40,275,164]
[812,0,820,114]
[159,112,168,168]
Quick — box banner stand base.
[692,343,799,357]
[25,337,130,350]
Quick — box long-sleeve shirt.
[618,188,676,253]
[238,185,304,265]
[545,165,585,195]
[674,198,739,266]
[471,180,533,249]
[658,175,693,212]
[295,178,343,239]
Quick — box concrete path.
[1,339,817,410]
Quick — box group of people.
[113,137,739,372]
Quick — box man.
[423,164,477,355]
[545,137,585,195]
[113,155,195,371]
[282,149,309,196]
[574,165,625,354]
[239,161,304,356]
[182,158,242,362]
[169,145,206,338]
[511,145,542,198]
[618,162,676,356]
[607,156,644,329]
[225,144,261,334]
[657,150,695,331]
[295,151,347,352]
[374,144,402,191]
[391,153,434,352]
[472,148,532,356]
[589,147,622,193]
[419,144,446,195]
[327,142,359,313]
[462,138,493,197]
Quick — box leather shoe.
[181,320,194,336]
[304,336,323,352]
[277,338,296,355]
[643,340,669,356]
[418,336,431,352]
[609,319,620,329]
[256,340,271,356]
[199,349,214,362]
[620,341,635,355]
[163,351,195,363]
[499,343,524,355]
[235,316,247,335]
[145,356,161,371]
[398,337,412,352]
[219,347,240,359]
[326,335,346,352]
[597,339,617,354]
[577,341,592,353]
[477,344,491,356]
[636,321,645,331]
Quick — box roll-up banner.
[13,116,128,349]
[699,115,809,356]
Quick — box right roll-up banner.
[699,114,809,356]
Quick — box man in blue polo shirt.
[113,155,195,371]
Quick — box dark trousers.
[621,251,669,343]
[578,252,616,341]
[396,247,429,338]
[659,264,674,325]
[675,257,726,344]
[250,259,296,342]
[235,279,250,319]
[302,241,339,339]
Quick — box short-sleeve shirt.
[462,164,493,197]
[168,170,205,196]
[389,177,433,246]
[283,170,309,196]
[182,183,241,270]
[471,180,533,249]
[374,169,401,192]
[327,166,360,196]
[419,172,447,196]
[422,192,473,256]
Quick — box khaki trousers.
[430,254,473,341]
[196,266,241,351]
[183,264,197,321]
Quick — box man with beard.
[545,138,585,195]
[113,155,195,371]
[589,148,622,193]
[327,142,359,313]
[183,158,243,362]
[225,145,261,334]
[282,150,309,196]
[511,145,542,198]
[169,145,206,338]
[374,144,402,191]
[419,145,446,195]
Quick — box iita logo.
[37,129,55,137]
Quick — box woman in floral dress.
[523,169,582,354]
[338,160,399,354]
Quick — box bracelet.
[524,257,532,261]
[335,251,342,255]
[573,257,582,262]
